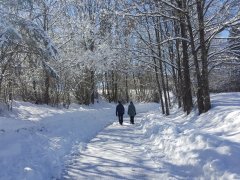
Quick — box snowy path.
[62,115,164,179]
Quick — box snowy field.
[0,92,240,179]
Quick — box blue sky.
[220,29,230,37]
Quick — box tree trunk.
[133,73,139,97]
[125,74,129,103]
[90,70,95,104]
[165,63,171,107]
[175,35,183,108]
[155,17,169,115]
[44,73,50,105]
[145,17,165,114]
[186,12,204,114]
[196,0,211,112]
[154,58,165,114]
[177,0,193,114]
[105,72,111,102]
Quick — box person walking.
[116,101,125,125]
[128,101,136,124]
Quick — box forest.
[0,0,239,115]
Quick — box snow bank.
[140,92,240,179]
[0,101,115,179]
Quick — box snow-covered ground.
[140,92,240,179]
[0,100,158,179]
[0,92,240,179]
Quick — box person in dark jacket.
[128,101,136,124]
[116,101,125,125]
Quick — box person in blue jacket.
[128,101,136,124]
[116,101,125,125]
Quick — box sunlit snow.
[0,93,240,179]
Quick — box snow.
[0,92,240,179]
[139,92,240,179]
[62,119,163,179]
